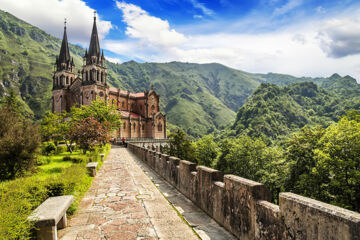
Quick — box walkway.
[59,146,235,240]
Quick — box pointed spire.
[88,11,100,62]
[58,18,70,69]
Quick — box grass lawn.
[36,150,84,179]
[0,144,111,239]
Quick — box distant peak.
[329,73,341,79]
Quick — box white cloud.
[273,0,302,16]
[116,1,186,47]
[189,0,214,16]
[105,2,360,81]
[318,17,360,58]
[106,57,122,64]
[0,0,112,46]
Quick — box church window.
[86,71,88,81]
[97,70,99,81]
[101,72,104,83]
[90,70,93,81]
[151,105,155,112]
[66,76,69,85]
[158,123,162,132]
[133,123,136,130]
[70,77,73,84]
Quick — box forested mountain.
[1,9,359,137]
[230,81,360,140]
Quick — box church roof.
[119,111,141,118]
[88,15,100,59]
[109,87,146,98]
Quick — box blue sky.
[1,0,360,80]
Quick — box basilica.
[52,15,166,139]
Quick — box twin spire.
[56,11,105,72]
[56,18,73,71]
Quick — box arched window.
[66,76,69,85]
[97,70,99,81]
[70,77,73,84]
[90,70,93,81]
[133,123,136,130]
[158,123,162,132]
[86,71,88,81]
[101,72,104,83]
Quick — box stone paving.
[59,146,198,240]
[59,146,235,240]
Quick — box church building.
[52,15,167,139]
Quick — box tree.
[40,111,73,151]
[284,126,327,200]
[194,135,218,167]
[216,135,286,202]
[0,105,40,180]
[314,113,360,211]
[168,129,195,162]
[68,116,110,154]
[70,98,121,131]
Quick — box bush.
[0,177,48,239]
[62,156,72,161]
[0,106,41,180]
[55,145,67,154]
[36,156,51,166]
[63,155,85,163]
[42,142,56,156]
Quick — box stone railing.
[128,143,360,240]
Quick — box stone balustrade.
[127,143,360,240]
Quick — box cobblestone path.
[59,146,198,240]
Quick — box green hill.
[230,81,359,140]
[1,9,360,137]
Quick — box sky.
[1,0,360,80]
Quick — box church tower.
[82,12,106,87]
[52,20,76,112]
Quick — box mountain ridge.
[1,9,359,137]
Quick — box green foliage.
[70,98,121,131]
[194,135,219,167]
[168,129,196,162]
[231,82,351,140]
[284,126,327,199]
[216,136,286,201]
[42,141,56,155]
[0,105,41,180]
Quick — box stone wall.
[127,144,360,240]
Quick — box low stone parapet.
[127,143,360,239]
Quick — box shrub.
[62,156,72,161]
[36,156,51,166]
[0,106,41,180]
[42,142,56,155]
[0,177,48,240]
[55,145,67,154]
